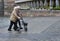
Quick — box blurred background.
[0,0,60,17]
[0,0,60,41]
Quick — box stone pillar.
[50,0,53,9]
[33,1,36,8]
[38,0,40,8]
[56,0,59,7]
[28,2,31,7]
[36,1,39,8]
[30,2,33,8]
[44,0,47,7]
[40,0,43,8]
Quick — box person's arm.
[20,14,23,20]
[14,11,20,19]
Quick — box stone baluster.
[56,0,59,7]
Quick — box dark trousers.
[8,21,18,30]
[16,19,22,28]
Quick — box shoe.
[13,29,17,31]
[14,29,19,31]
[20,27,23,29]
[13,27,18,31]
[16,29,20,31]
[24,28,27,32]
[8,29,12,31]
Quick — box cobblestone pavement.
[0,17,60,41]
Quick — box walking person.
[14,10,23,31]
[8,6,21,31]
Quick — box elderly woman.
[8,6,21,31]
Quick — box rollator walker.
[17,17,28,32]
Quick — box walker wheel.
[24,27,27,32]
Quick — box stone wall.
[4,10,60,17]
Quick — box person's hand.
[18,17,20,19]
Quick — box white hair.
[14,6,21,10]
